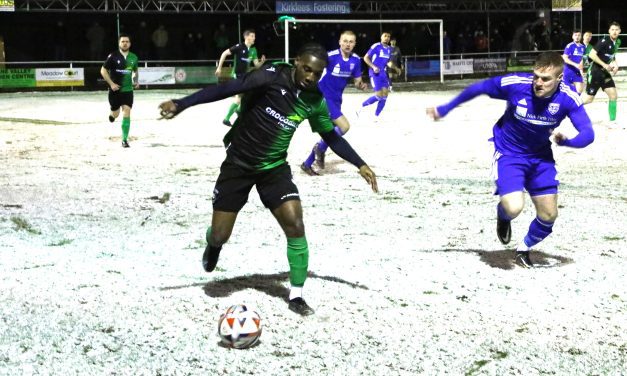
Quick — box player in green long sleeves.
[158,43,378,316]
[100,34,139,148]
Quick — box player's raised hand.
[426,107,441,121]
[158,100,179,120]
[359,165,378,193]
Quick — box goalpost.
[283,18,445,83]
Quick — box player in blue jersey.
[426,52,595,268]
[562,30,585,94]
[357,32,400,119]
[300,30,368,175]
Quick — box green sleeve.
[308,99,334,133]
[249,47,258,61]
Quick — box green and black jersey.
[229,43,259,78]
[590,36,621,68]
[176,62,334,171]
[582,43,594,71]
[103,50,139,92]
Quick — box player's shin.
[609,100,617,121]
[121,117,130,141]
[287,236,309,299]
[374,97,387,116]
[519,217,554,251]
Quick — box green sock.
[287,237,309,287]
[609,100,617,121]
[121,117,130,141]
[224,103,239,122]
[235,104,241,115]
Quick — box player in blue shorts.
[427,52,594,268]
[357,32,400,119]
[300,30,367,175]
[562,30,585,94]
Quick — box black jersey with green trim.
[176,62,334,171]
[224,63,334,170]
[103,50,138,92]
[591,36,620,67]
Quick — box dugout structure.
[282,18,445,83]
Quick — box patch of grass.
[465,359,490,376]
[603,236,624,241]
[48,238,73,247]
[423,290,438,295]
[491,349,508,359]
[566,347,583,356]
[176,167,199,176]
[10,216,41,234]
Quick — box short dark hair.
[534,52,564,74]
[296,43,328,64]
[119,33,131,41]
[243,29,255,37]
[609,21,621,28]
[572,30,581,34]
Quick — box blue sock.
[317,126,344,154]
[497,203,512,221]
[362,95,379,107]
[375,97,387,116]
[303,149,315,168]
[523,217,554,248]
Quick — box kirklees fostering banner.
[138,67,175,85]
[442,59,474,75]
[0,68,36,87]
[35,68,84,86]
[276,1,350,14]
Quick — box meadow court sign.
[275,1,350,14]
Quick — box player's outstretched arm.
[553,106,595,148]
[320,130,378,193]
[428,78,500,119]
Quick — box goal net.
[281,18,445,83]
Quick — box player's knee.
[283,218,305,238]
[501,201,524,219]
[538,209,558,223]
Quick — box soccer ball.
[218,304,262,349]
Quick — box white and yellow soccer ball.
[217,304,262,349]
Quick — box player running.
[300,30,367,176]
[215,29,266,126]
[427,52,594,268]
[582,22,622,125]
[100,34,139,148]
[357,32,400,119]
[158,43,378,315]
[562,30,585,94]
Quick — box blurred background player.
[582,31,593,74]
[427,52,594,268]
[100,34,139,148]
[300,30,367,176]
[582,22,621,125]
[387,37,403,83]
[158,43,378,316]
[215,29,265,126]
[562,30,585,94]
[357,32,400,119]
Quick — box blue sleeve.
[174,67,272,111]
[559,105,595,148]
[436,76,506,117]
[563,44,572,56]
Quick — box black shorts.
[212,161,300,212]
[585,65,615,96]
[109,90,134,111]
